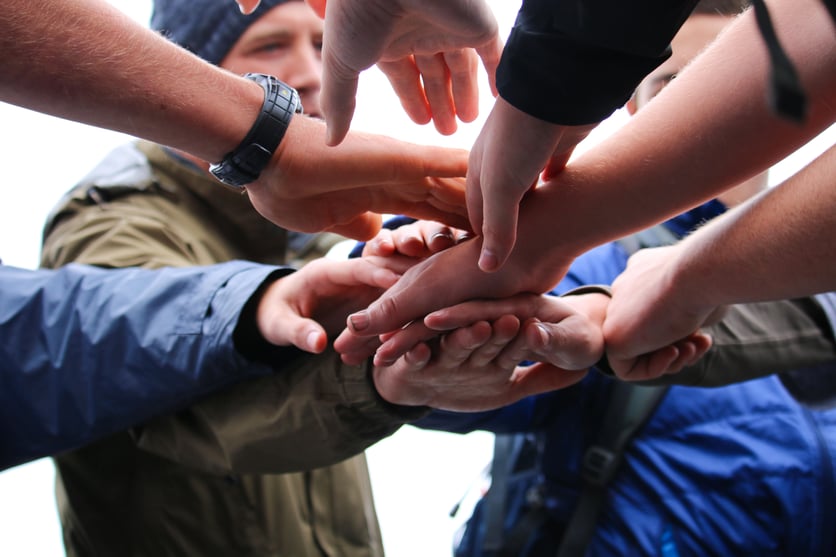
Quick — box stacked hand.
[247,115,471,241]
[603,245,717,381]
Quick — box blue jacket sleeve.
[497,0,698,124]
[0,261,281,470]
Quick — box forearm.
[669,146,836,307]
[1,0,260,163]
[0,261,278,470]
[526,0,836,261]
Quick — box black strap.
[555,383,669,557]
[481,434,519,554]
[750,0,807,123]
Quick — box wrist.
[210,73,303,188]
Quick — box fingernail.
[478,249,498,272]
[349,312,369,332]
[306,331,320,352]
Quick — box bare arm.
[335,0,836,356]
[604,145,836,373]
[1,0,470,239]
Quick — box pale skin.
[335,0,836,361]
[174,1,571,411]
[349,220,710,381]
[1,0,471,241]
[605,144,836,379]
[303,0,504,144]
[259,251,591,411]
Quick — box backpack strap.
[555,382,668,557]
[481,433,518,554]
[555,222,679,557]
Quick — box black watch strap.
[210,73,303,188]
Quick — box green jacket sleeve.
[40,153,426,474]
[135,349,428,474]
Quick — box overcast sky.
[0,1,833,556]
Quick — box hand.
[306,0,503,145]
[373,314,587,411]
[606,332,714,382]
[334,236,570,364]
[361,219,470,259]
[468,97,597,272]
[255,255,414,353]
[247,115,470,241]
[603,245,721,380]
[368,292,606,369]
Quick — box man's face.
[221,1,324,117]
[633,14,734,110]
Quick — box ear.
[306,0,327,18]
[626,95,637,116]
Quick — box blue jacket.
[419,205,836,556]
[0,260,283,470]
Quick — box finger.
[510,363,588,399]
[236,0,262,14]
[444,49,480,123]
[378,58,432,125]
[614,346,680,382]
[372,342,433,406]
[437,321,494,368]
[476,36,504,97]
[478,188,522,273]
[467,315,520,367]
[305,0,326,19]
[391,225,429,258]
[374,320,438,367]
[427,228,457,253]
[414,53,457,135]
[361,228,395,257]
[335,327,382,365]
[320,62,360,146]
[286,318,329,354]
[425,295,541,330]
[465,149,485,239]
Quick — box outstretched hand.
[603,245,719,381]
[247,115,470,241]
[373,313,588,411]
[305,0,503,145]
[255,255,414,353]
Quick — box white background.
[0,1,833,556]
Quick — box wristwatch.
[210,73,303,188]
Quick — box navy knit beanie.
[151,0,293,65]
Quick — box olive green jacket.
[41,141,425,557]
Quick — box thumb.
[478,197,519,273]
[285,317,329,354]
[321,63,360,146]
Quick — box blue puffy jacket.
[419,204,836,556]
[0,261,283,470]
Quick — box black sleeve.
[497,0,699,124]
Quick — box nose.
[285,42,322,117]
